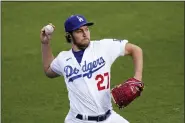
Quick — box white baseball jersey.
[50,39,128,115]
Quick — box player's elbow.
[132,45,143,58]
[43,70,58,79]
[135,46,143,54]
[43,67,60,78]
[125,43,143,56]
[45,72,56,78]
[42,69,52,78]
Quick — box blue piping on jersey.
[69,74,82,82]
[83,63,105,78]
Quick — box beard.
[73,38,90,50]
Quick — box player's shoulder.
[90,39,112,45]
[91,38,113,43]
[91,38,128,45]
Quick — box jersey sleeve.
[100,39,128,64]
[50,54,63,76]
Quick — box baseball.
[44,24,54,35]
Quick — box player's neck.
[72,44,80,52]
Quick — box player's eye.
[85,28,89,32]
[75,29,83,33]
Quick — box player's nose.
[82,31,88,37]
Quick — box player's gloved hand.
[111,77,144,109]
[40,23,55,44]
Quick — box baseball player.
[40,14,143,123]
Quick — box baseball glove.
[111,78,144,109]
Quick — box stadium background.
[2,2,184,123]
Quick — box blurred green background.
[2,2,184,123]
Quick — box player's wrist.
[133,76,142,81]
[134,72,142,80]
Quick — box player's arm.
[124,43,143,81]
[40,26,60,78]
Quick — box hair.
[65,32,73,43]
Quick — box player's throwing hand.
[40,23,55,44]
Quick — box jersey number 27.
[95,72,110,91]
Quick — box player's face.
[72,26,90,49]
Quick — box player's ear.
[65,32,72,43]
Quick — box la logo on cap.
[77,16,84,22]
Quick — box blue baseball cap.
[64,14,94,32]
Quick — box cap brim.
[84,22,94,26]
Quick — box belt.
[76,110,111,122]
